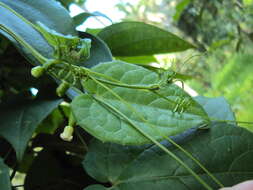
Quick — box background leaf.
[0,97,62,161]
[71,61,208,145]
[194,96,236,121]
[97,22,195,56]
[0,158,11,190]
[83,123,253,190]
[115,55,157,65]
[73,11,112,27]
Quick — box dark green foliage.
[83,123,253,190]
[0,1,252,190]
[0,97,62,160]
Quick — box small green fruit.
[56,81,69,97]
[31,66,45,78]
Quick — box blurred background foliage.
[114,0,253,125]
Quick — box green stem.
[94,77,159,90]
[164,136,224,188]
[0,24,48,64]
[68,111,76,126]
[208,117,253,125]
[0,2,37,29]
[89,76,213,190]
[78,65,161,90]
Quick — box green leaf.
[83,123,253,190]
[86,28,102,35]
[97,22,195,56]
[173,0,191,21]
[71,61,208,145]
[194,96,235,121]
[0,158,11,190]
[78,32,113,68]
[0,97,62,161]
[0,0,76,64]
[73,12,112,27]
[115,55,157,65]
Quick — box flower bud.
[31,66,45,78]
[60,125,74,142]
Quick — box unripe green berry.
[31,66,45,78]
[56,81,69,97]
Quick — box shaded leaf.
[0,35,8,54]
[78,32,113,68]
[194,96,235,121]
[24,149,95,190]
[0,97,62,161]
[0,158,11,190]
[0,0,75,35]
[83,123,253,190]
[71,61,208,145]
[0,0,76,64]
[97,22,195,56]
[36,108,64,134]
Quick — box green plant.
[0,1,253,190]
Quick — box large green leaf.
[71,61,208,145]
[0,97,62,161]
[83,123,253,190]
[194,96,235,121]
[0,158,11,190]
[0,0,76,64]
[97,22,195,56]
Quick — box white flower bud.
[60,125,74,142]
